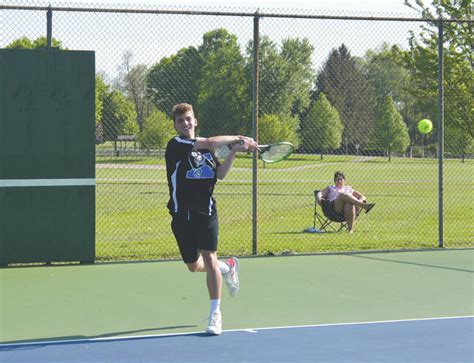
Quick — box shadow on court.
[0,325,198,346]
[350,252,474,273]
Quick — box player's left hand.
[234,137,257,152]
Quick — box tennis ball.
[418,119,433,134]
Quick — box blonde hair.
[172,103,194,121]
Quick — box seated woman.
[317,171,375,234]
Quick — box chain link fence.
[2,2,473,261]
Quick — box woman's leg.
[344,203,356,233]
[334,193,369,214]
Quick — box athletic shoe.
[223,257,240,297]
[206,310,222,335]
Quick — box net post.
[46,5,52,48]
[437,19,444,248]
[252,11,260,255]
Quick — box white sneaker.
[206,310,222,335]
[222,257,239,297]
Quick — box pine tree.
[316,44,374,153]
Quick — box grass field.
[96,152,473,261]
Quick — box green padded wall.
[0,49,95,265]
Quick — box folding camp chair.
[312,190,363,233]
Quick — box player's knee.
[186,263,200,272]
[201,254,218,271]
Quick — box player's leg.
[201,250,222,300]
[185,256,206,272]
[171,214,203,270]
[201,249,223,335]
[194,212,224,335]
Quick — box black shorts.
[171,211,219,263]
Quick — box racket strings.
[260,144,293,162]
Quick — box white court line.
[0,179,95,187]
[0,315,472,348]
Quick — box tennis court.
[1,249,473,362]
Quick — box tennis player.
[165,103,256,335]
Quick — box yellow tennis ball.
[418,119,433,134]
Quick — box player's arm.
[216,148,237,180]
[215,140,254,180]
[193,135,252,150]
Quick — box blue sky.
[6,0,422,78]
[17,0,420,15]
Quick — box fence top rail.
[1,4,472,23]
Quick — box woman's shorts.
[321,199,345,222]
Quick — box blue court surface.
[1,316,472,362]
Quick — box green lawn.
[96,153,473,261]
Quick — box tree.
[445,124,473,162]
[249,36,315,118]
[302,93,343,159]
[361,44,418,141]
[138,108,175,152]
[404,0,472,66]
[95,74,109,122]
[95,74,109,144]
[101,90,138,141]
[197,29,250,136]
[316,44,375,152]
[373,97,410,161]
[146,46,202,117]
[116,51,152,132]
[6,36,64,49]
[258,114,300,147]
[401,0,473,154]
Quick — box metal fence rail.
[2,2,473,261]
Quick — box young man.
[165,103,256,335]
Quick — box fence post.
[252,12,260,255]
[46,6,52,48]
[437,19,444,248]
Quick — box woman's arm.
[319,186,331,204]
[352,189,366,201]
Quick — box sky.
[17,0,420,15]
[6,0,422,78]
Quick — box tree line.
[6,1,472,161]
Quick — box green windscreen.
[0,49,95,265]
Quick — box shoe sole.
[206,328,222,335]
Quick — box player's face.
[174,111,197,138]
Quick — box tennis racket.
[216,141,294,163]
